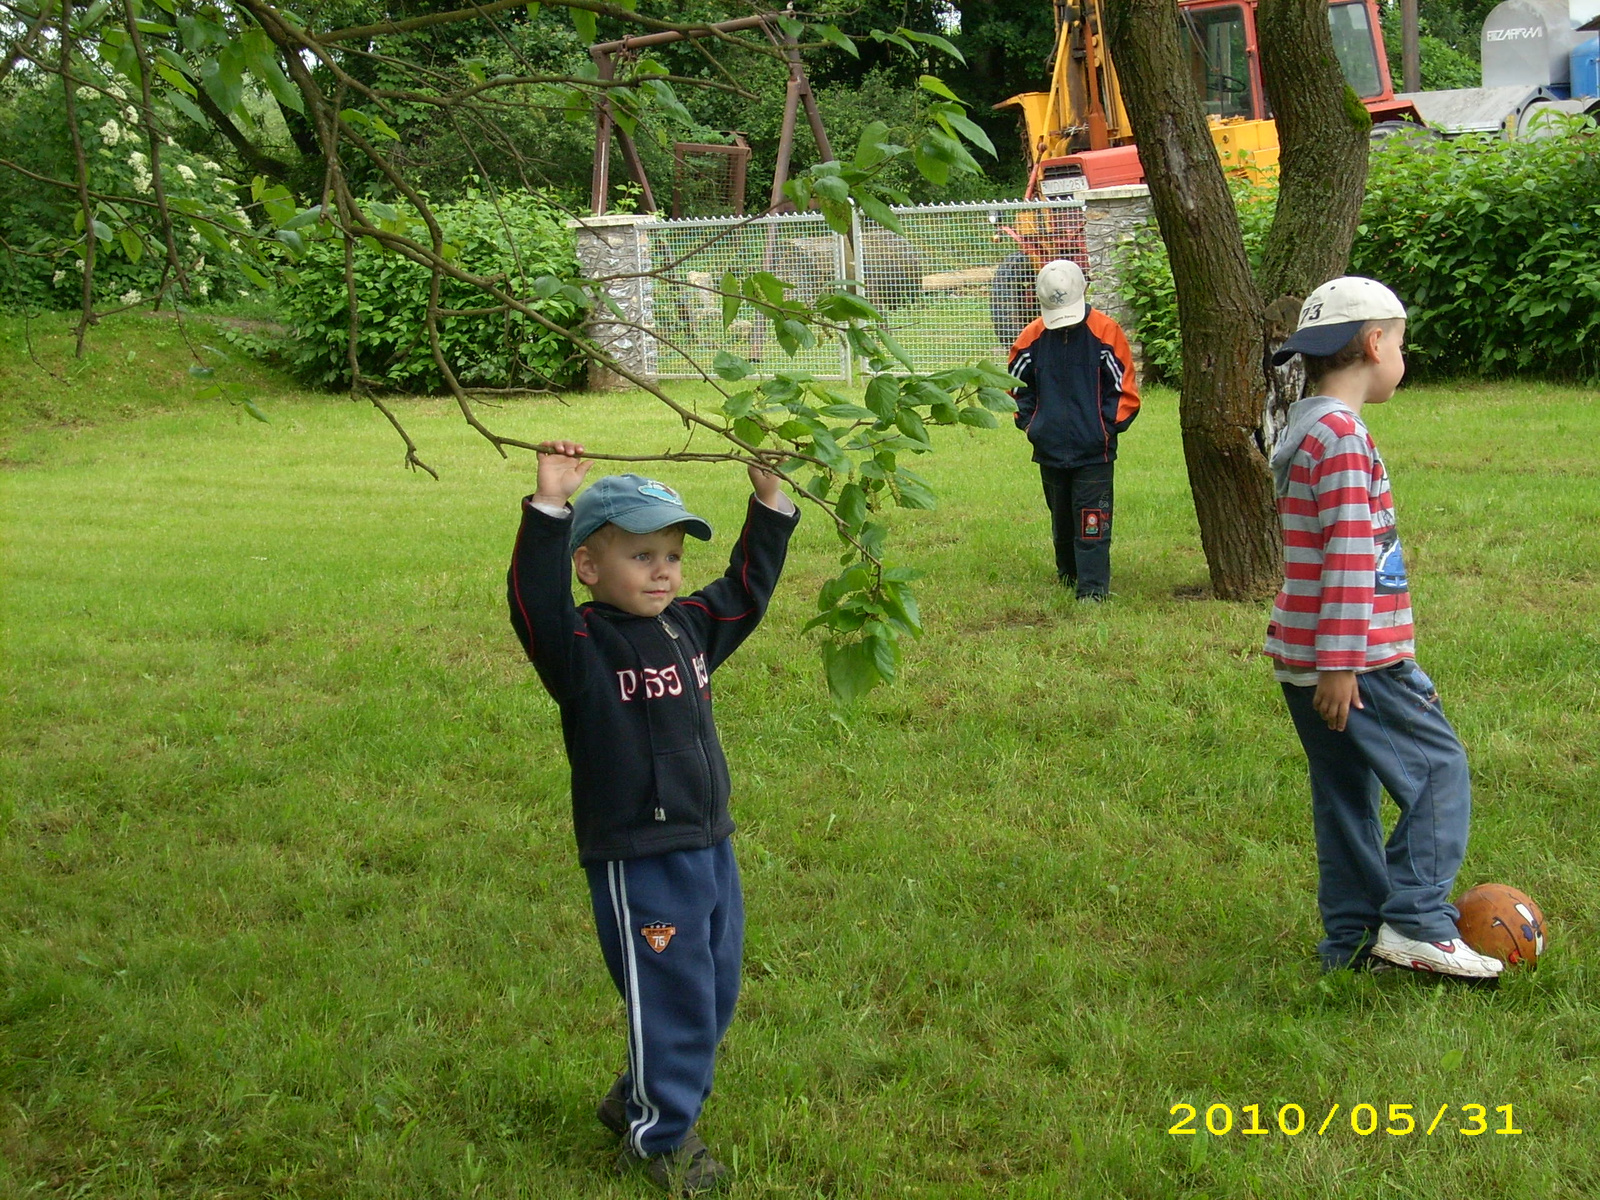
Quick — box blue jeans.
[1281,660,1470,969]
[586,840,743,1155]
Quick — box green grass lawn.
[3,313,1599,1198]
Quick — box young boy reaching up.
[508,444,800,1194]
[1266,277,1502,980]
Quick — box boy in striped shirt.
[1266,277,1501,979]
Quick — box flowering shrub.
[0,75,259,311]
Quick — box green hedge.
[1117,122,1600,384]
[278,191,583,391]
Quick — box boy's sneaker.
[597,1072,628,1137]
[1370,924,1503,979]
[617,1131,730,1196]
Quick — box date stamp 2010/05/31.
[1168,1102,1523,1138]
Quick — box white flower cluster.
[99,119,122,147]
[128,151,153,194]
[52,270,67,285]
[119,289,143,306]
[176,164,196,183]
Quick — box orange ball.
[1455,884,1547,970]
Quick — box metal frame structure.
[671,135,752,218]
[589,14,833,216]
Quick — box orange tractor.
[988,0,1418,341]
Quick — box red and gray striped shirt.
[1265,397,1415,680]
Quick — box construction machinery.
[987,0,1600,341]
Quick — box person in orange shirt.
[1007,259,1140,601]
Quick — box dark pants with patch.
[1039,461,1114,596]
[585,839,743,1156]
[1281,660,1471,970]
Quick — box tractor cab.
[999,0,1413,192]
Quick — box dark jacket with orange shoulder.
[1008,309,1141,469]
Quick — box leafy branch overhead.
[2,0,1007,706]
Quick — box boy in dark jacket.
[508,441,800,1194]
[1008,258,1140,600]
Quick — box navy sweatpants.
[1039,461,1114,597]
[1282,659,1471,970]
[585,839,743,1156]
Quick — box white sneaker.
[1371,923,1503,978]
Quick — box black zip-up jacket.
[508,495,800,865]
[1008,309,1141,470]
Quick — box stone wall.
[569,213,658,392]
[1081,184,1154,369]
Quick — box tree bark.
[1255,0,1372,438]
[1255,0,1370,301]
[1101,0,1281,600]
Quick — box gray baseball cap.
[568,473,713,552]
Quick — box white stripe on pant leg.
[606,863,647,1148]
[610,860,660,1156]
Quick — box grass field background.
[3,313,1598,1198]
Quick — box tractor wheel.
[990,251,1036,347]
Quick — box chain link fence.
[638,198,1091,381]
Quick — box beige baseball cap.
[1035,259,1087,329]
[1272,276,1407,365]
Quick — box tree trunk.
[1255,0,1372,437]
[1101,0,1281,600]
[1254,0,1371,302]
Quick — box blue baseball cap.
[568,474,713,552]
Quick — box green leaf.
[894,407,930,447]
[722,389,757,418]
[818,24,858,57]
[202,41,245,114]
[864,375,899,422]
[90,219,113,246]
[241,28,303,114]
[749,272,788,305]
[118,227,144,263]
[733,417,767,446]
[641,78,693,126]
[280,206,324,231]
[777,15,803,38]
[868,628,899,681]
[242,399,271,423]
[856,194,904,235]
[937,105,997,158]
[853,120,893,170]
[713,351,751,381]
[720,270,741,327]
[893,467,937,509]
[918,74,960,102]
[823,640,881,707]
[901,27,965,64]
[835,481,867,529]
[167,90,208,126]
[188,365,215,379]
[570,5,596,43]
[154,61,196,97]
[868,29,915,53]
[958,406,999,428]
[816,290,880,324]
[878,327,915,371]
